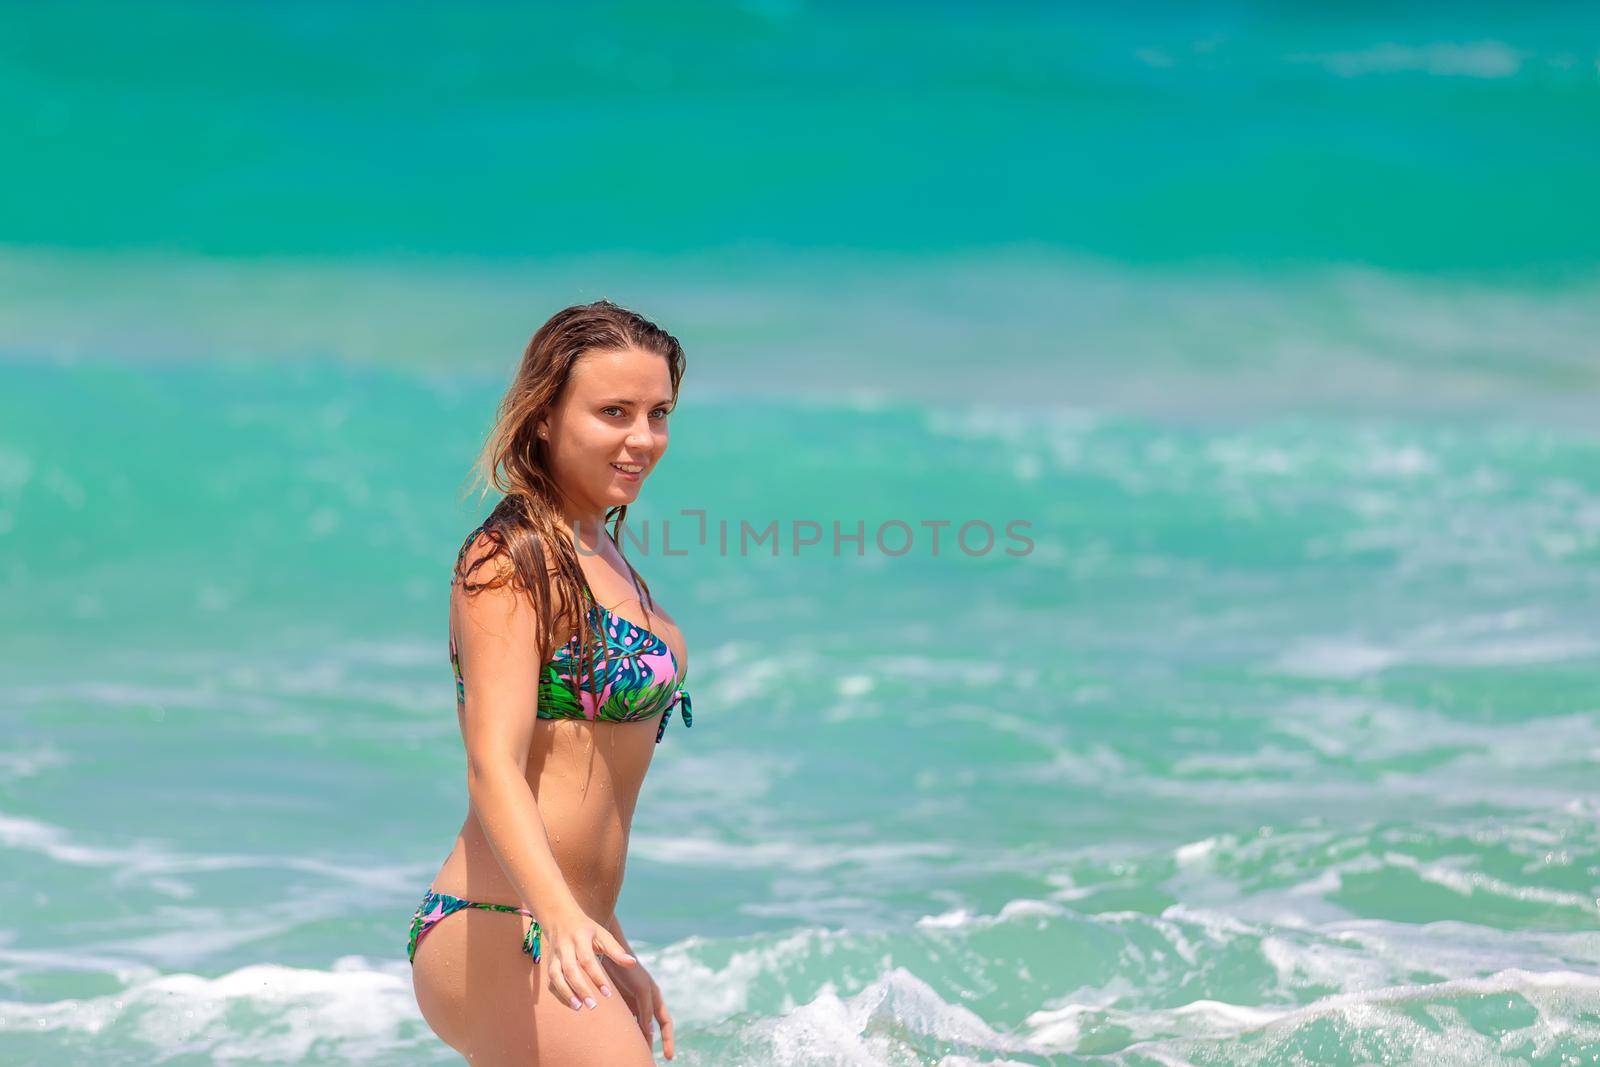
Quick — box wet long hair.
[454,299,686,693]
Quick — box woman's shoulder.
[451,522,574,611]
[452,525,515,590]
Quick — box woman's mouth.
[611,462,644,481]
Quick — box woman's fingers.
[656,995,675,1060]
[545,958,584,1012]
[596,928,637,967]
[570,943,611,1006]
[564,921,625,1007]
[545,918,639,1013]
[632,988,656,1046]
[571,927,635,1008]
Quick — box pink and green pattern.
[407,887,541,965]
[448,524,695,743]
[539,599,693,734]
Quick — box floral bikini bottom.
[407,886,542,965]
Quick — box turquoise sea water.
[3,4,1599,1064]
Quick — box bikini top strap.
[624,564,648,612]
[615,542,655,614]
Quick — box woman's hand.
[537,904,637,1013]
[604,953,676,1060]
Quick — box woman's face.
[539,345,674,521]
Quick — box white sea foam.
[0,808,430,898]
[753,966,1043,1065]
[1292,41,1526,79]
[0,956,429,1063]
[892,879,1600,1057]
[630,833,954,873]
[1048,968,1600,1061]
[648,926,839,1022]
[1277,630,1600,678]
[914,898,1066,931]
[0,744,69,781]
[1270,693,1600,773]
[10,679,287,717]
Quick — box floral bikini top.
[448,530,693,744]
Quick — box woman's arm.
[451,532,636,1012]
[451,534,581,922]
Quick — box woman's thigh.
[411,907,655,1066]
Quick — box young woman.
[409,300,693,1065]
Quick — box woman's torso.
[432,541,688,918]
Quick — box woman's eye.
[600,406,667,419]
